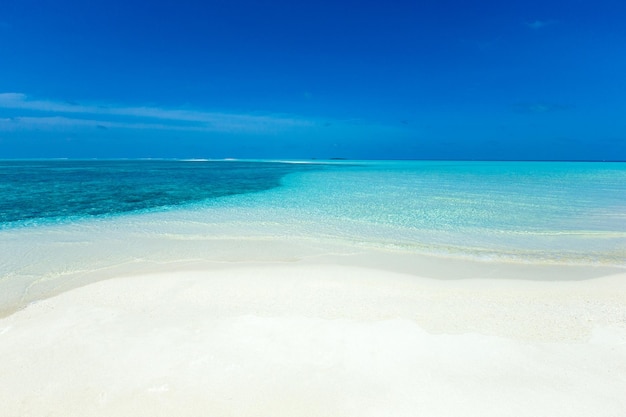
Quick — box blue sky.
[1,0,625,160]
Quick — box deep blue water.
[0,160,327,227]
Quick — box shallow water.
[1,159,625,264]
[1,159,625,315]
[277,161,626,263]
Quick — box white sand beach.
[1,242,625,417]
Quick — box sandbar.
[1,248,625,416]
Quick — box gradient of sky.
[1,0,625,160]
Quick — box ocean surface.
[0,160,325,225]
[1,159,625,314]
[1,159,625,261]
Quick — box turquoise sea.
[1,159,625,264]
[1,159,625,314]
[0,160,325,226]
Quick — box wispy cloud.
[0,116,230,132]
[0,93,316,133]
[525,19,557,30]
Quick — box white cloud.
[0,93,412,142]
[0,116,222,132]
[0,93,316,133]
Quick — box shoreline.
[1,234,623,319]
[7,259,625,342]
